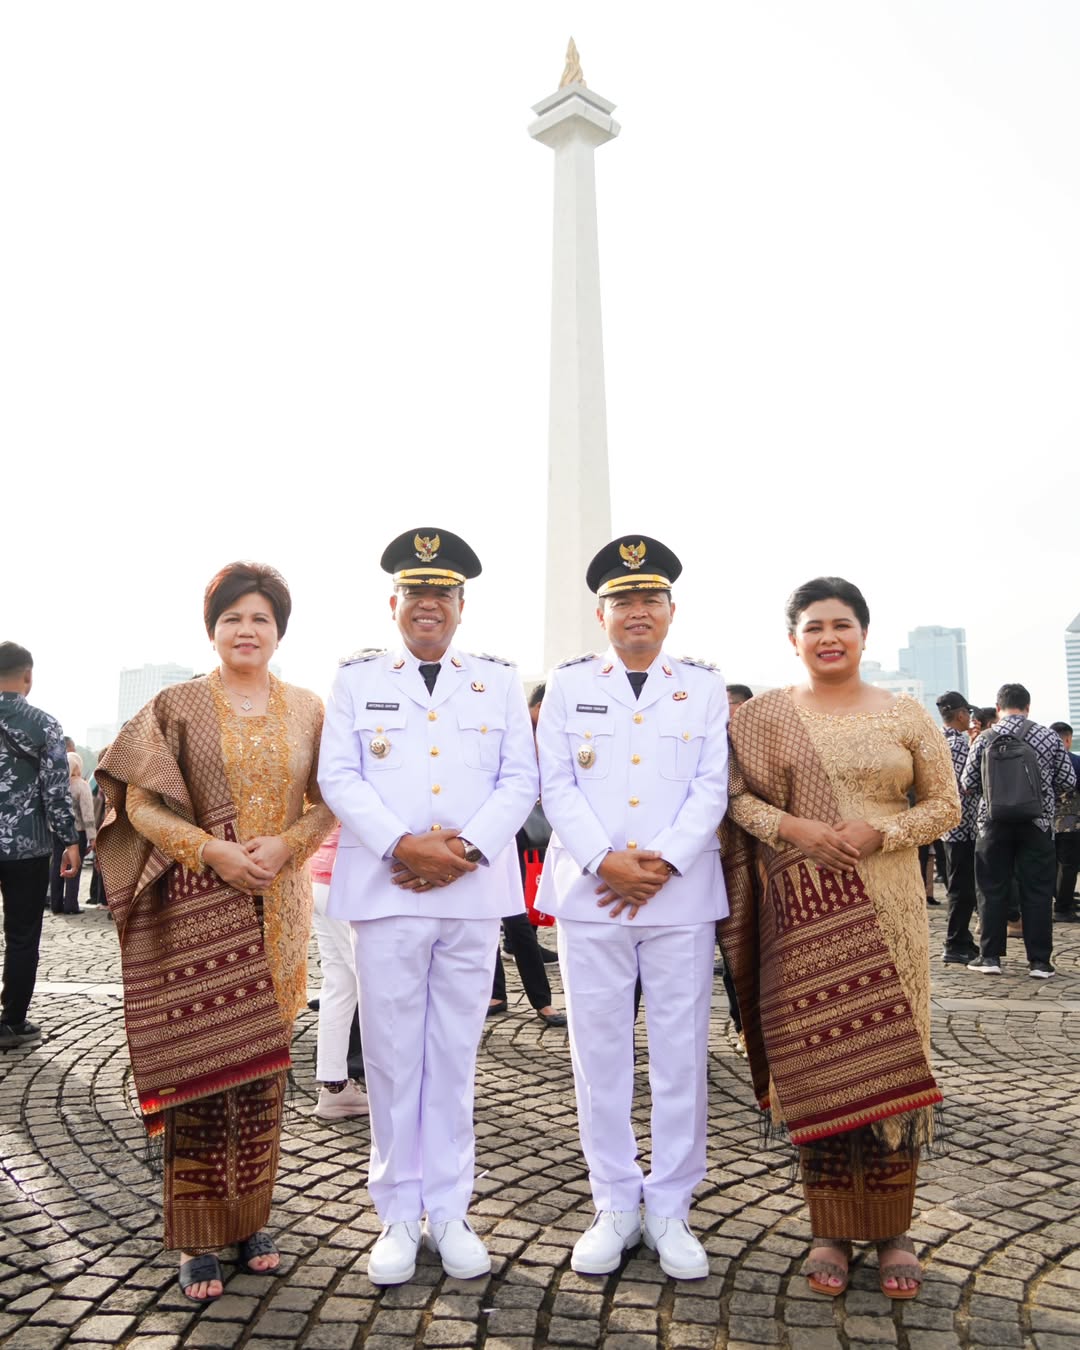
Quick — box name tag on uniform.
[366,702,400,710]
[576,704,608,714]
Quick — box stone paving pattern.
[2,874,1079,1349]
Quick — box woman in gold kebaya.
[96,562,334,1302]
[721,577,959,1301]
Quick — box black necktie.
[419,663,441,695]
[626,671,648,700]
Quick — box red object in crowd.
[523,849,554,927]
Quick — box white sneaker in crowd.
[311,1081,369,1120]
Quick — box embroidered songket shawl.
[96,679,292,1136]
[719,689,942,1147]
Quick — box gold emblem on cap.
[369,734,391,759]
[619,540,647,570]
[471,681,485,693]
[414,533,441,562]
[673,690,688,701]
[576,744,596,769]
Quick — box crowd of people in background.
[1,547,1077,1311]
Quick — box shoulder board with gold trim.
[339,648,387,667]
[677,655,720,673]
[556,652,598,669]
[469,651,517,667]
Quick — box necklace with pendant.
[221,676,268,713]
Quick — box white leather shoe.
[571,1210,642,1275]
[367,1220,422,1285]
[422,1218,491,1279]
[642,1211,709,1279]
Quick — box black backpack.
[981,719,1043,822]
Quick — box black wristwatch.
[459,838,483,864]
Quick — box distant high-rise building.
[898,626,968,720]
[117,662,194,725]
[862,660,925,706]
[1066,613,1080,726]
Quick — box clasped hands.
[594,848,674,921]
[390,831,478,891]
[203,836,293,893]
[779,815,883,871]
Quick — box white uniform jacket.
[319,645,538,921]
[536,648,730,926]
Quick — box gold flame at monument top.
[559,38,585,89]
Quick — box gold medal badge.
[369,734,391,759]
[576,744,596,769]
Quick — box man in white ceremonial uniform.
[319,528,538,1285]
[536,535,729,1280]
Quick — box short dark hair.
[0,642,33,676]
[727,684,753,704]
[528,681,546,709]
[972,706,997,729]
[784,577,870,634]
[1050,722,1073,737]
[996,683,1031,712]
[204,562,292,638]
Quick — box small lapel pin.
[577,744,596,769]
[673,690,688,701]
[471,681,485,693]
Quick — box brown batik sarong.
[164,1073,285,1253]
[719,689,939,1239]
[800,1128,919,1242]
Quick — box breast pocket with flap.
[353,708,408,772]
[457,710,507,772]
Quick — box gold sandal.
[876,1234,923,1300]
[803,1240,852,1297]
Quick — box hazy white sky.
[3,2,1078,742]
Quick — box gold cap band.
[597,573,672,597]
[394,567,466,586]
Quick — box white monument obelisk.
[530,41,620,671]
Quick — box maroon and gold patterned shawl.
[719,688,941,1147]
[96,678,292,1136]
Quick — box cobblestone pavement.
[2,875,1079,1349]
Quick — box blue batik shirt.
[943,726,978,843]
[0,692,77,860]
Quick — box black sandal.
[238,1230,279,1274]
[178,1253,224,1303]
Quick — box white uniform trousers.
[352,914,500,1223]
[311,882,359,1083]
[557,918,715,1219]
